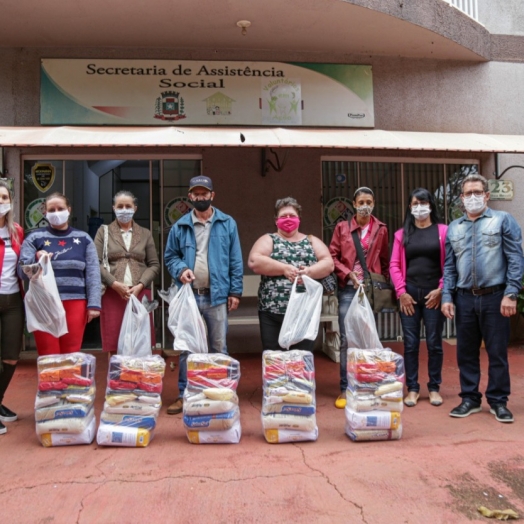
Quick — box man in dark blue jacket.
[165,176,243,414]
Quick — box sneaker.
[167,398,183,415]
[449,399,482,418]
[0,421,6,434]
[404,391,420,407]
[429,391,443,406]
[0,405,17,422]
[335,392,346,409]
[490,404,514,423]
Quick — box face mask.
[411,204,431,220]
[356,205,373,217]
[46,210,70,227]
[463,194,486,214]
[0,203,11,217]
[276,216,300,233]
[192,199,212,212]
[115,209,134,224]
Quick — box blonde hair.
[0,181,19,244]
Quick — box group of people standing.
[0,173,521,435]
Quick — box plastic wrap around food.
[347,348,405,386]
[37,353,96,388]
[97,423,153,447]
[186,354,241,392]
[100,413,157,430]
[345,424,403,442]
[345,407,401,431]
[35,400,94,422]
[264,427,319,444]
[35,408,95,435]
[186,420,242,444]
[183,354,242,443]
[39,417,96,447]
[107,354,166,395]
[262,350,318,444]
[346,390,404,413]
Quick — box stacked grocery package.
[345,348,405,441]
[261,350,318,444]
[183,354,241,444]
[97,355,165,447]
[35,353,96,447]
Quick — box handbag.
[306,235,337,295]
[100,225,110,295]
[351,230,397,314]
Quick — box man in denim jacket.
[164,176,243,414]
[442,174,524,423]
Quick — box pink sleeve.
[389,231,406,298]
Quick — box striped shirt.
[19,226,101,309]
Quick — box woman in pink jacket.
[390,188,447,408]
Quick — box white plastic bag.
[344,285,383,350]
[117,295,152,357]
[278,275,323,349]
[168,284,208,353]
[23,254,68,337]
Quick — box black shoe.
[0,421,6,434]
[449,399,482,418]
[0,405,17,422]
[490,404,514,423]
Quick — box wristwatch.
[505,293,517,301]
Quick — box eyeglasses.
[463,191,485,198]
[278,214,299,219]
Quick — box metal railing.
[443,0,479,21]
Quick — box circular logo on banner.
[164,197,192,227]
[324,197,353,227]
[335,173,347,184]
[25,198,48,230]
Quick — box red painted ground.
[2,342,524,523]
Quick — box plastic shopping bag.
[23,254,68,338]
[117,295,152,357]
[168,284,208,353]
[278,275,323,350]
[344,285,382,350]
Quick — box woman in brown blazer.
[94,190,160,354]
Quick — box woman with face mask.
[19,192,101,355]
[94,191,160,355]
[248,197,334,350]
[390,188,448,408]
[329,187,390,408]
[0,181,25,435]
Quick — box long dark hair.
[402,188,441,246]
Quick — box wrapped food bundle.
[183,354,241,444]
[262,350,318,444]
[345,348,405,442]
[35,353,96,447]
[97,354,165,447]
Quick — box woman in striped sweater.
[19,192,101,355]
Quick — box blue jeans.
[455,288,510,406]
[338,286,357,391]
[400,284,444,393]
[178,293,228,397]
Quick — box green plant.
[518,274,524,315]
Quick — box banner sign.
[41,59,374,127]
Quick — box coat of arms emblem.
[154,91,187,121]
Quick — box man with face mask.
[442,174,524,423]
[164,176,243,414]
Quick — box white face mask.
[115,209,135,224]
[463,194,486,214]
[411,204,431,220]
[46,210,70,227]
[356,205,374,217]
[0,203,11,217]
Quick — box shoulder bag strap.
[350,227,371,279]
[102,225,110,271]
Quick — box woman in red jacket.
[329,187,390,408]
[0,181,24,435]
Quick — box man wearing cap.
[164,176,243,414]
[442,174,523,423]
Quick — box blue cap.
[189,176,213,192]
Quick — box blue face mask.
[115,209,134,224]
